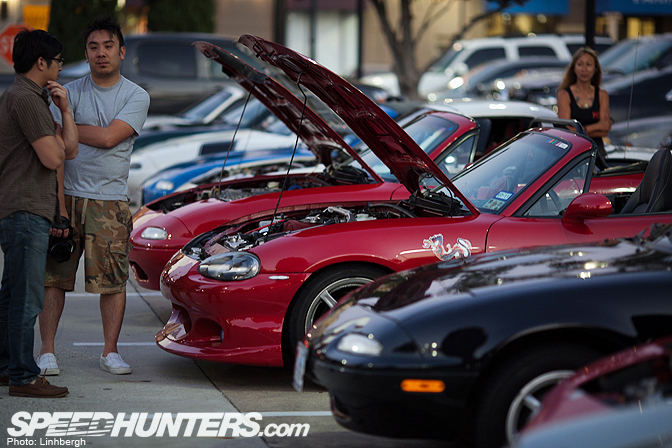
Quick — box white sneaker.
[37,353,60,376]
[99,353,132,375]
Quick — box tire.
[287,265,388,357]
[473,343,602,448]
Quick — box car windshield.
[213,98,272,128]
[348,110,460,182]
[181,89,238,122]
[599,39,638,67]
[603,38,672,74]
[452,132,572,213]
[428,46,461,73]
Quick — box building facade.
[1,0,671,76]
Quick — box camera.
[49,234,75,263]
[49,217,75,263]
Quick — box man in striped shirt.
[0,28,77,398]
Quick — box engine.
[184,203,416,260]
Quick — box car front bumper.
[156,251,310,366]
[308,355,479,440]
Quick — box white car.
[127,118,299,205]
[141,85,246,130]
[362,35,612,98]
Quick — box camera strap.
[51,215,71,231]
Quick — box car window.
[518,46,557,57]
[464,48,506,70]
[214,98,270,128]
[604,39,672,74]
[435,134,476,177]
[182,89,237,122]
[523,158,590,217]
[429,47,461,73]
[349,111,460,182]
[207,57,230,80]
[137,43,197,78]
[453,133,571,213]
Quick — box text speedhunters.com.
[7,411,310,445]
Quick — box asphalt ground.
[0,246,457,448]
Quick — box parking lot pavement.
[0,248,461,448]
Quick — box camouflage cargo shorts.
[45,196,133,294]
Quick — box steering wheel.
[540,189,563,215]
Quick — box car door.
[484,156,672,251]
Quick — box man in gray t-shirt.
[40,18,150,377]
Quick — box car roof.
[427,98,558,119]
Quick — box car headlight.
[154,180,174,191]
[336,333,383,357]
[198,252,260,281]
[140,227,169,240]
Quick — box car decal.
[547,138,569,150]
[423,234,473,261]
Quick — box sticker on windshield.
[423,235,472,261]
[495,191,513,201]
[483,198,505,210]
[547,138,569,150]
[481,190,513,211]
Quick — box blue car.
[140,146,317,204]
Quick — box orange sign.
[0,23,32,66]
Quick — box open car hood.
[237,35,459,195]
[194,41,382,183]
[198,36,464,198]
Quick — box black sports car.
[296,223,672,448]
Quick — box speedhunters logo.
[8,411,309,443]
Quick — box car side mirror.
[562,193,612,226]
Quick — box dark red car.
[154,36,667,369]
[130,46,559,290]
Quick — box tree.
[145,0,215,33]
[48,0,119,64]
[369,0,528,100]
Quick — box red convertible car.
[130,47,559,290]
[516,335,672,448]
[155,36,671,368]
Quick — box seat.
[647,150,672,213]
[620,148,672,214]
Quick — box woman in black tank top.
[557,47,611,167]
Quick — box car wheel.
[473,343,602,448]
[287,265,388,356]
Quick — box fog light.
[400,379,445,393]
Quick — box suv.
[57,33,261,114]
[361,34,613,97]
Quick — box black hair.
[82,17,124,49]
[12,28,64,74]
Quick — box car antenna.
[623,33,640,150]
[267,69,308,235]
[215,87,256,195]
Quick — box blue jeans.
[0,211,50,386]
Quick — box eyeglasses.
[46,57,65,66]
